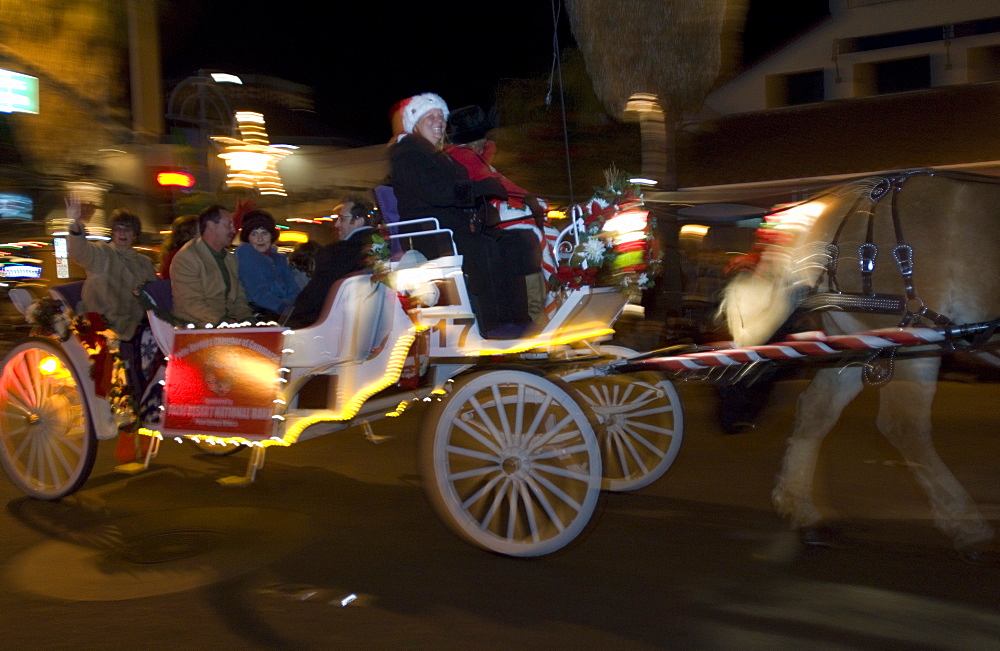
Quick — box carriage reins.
[802,171,955,329]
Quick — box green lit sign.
[0,68,38,114]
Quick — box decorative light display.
[212,111,295,196]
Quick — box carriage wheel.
[0,338,97,499]
[571,370,683,492]
[420,368,602,557]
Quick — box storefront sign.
[0,68,38,114]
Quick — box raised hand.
[65,194,96,234]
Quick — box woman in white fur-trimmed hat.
[389,92,533,339]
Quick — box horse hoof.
[799,526,847,549]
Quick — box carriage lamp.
[38,355,60,375]
[37,355,72,380]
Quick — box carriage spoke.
[13,424,35,460]
[522,393,554,442]
[13,359,39,406]
[625,403,675,419]
[48,436,80,477]
[625,419,676,439]
[444,443,499,464]
[528,471,584,512]
[524,412,576,453]
[504,481,520,541]
[515,481,541,543]
[43,440,63,486]
[451,413,504,456]
[612,428,649,475]
[460,472,505,511]
[490,385,513,447]
[467,394,508,447]
[531,459,592,482]
[513,383,526,446]
[478,475,511,531]
[446,463,500,482]
[523,475,568,533]
[531,442,590,461]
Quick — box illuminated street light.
[212,111,295,196]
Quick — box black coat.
[389,134,530,334]
[390,134,505,259]
[286,228,372,328]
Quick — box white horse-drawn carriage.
[9,167,992,558]
[0,187,683,558]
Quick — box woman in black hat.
[445,105,550,324]
[234,209,300,321]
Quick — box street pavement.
[0,376,997,649]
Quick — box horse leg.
[876,357,994,549]
[773,366,864,530]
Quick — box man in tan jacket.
[170,205,253,326]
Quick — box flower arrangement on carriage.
[547,167,661,303]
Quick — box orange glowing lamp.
[156,171,196,188]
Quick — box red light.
[156,171,195,188]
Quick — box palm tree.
[565,0,746,331]
[565,0,745,190]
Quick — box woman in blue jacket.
[235,210,300,321]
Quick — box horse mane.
[718,176,884,346]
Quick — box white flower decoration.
[582,237,608,264]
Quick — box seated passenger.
[65,195,157,341]
[389,92,532,339]
[445,105,549,324]
[286,197,379,329]
[170,204,254,327]
[234,210,300,321]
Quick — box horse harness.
[793,170,1000,384]
[800,170,954,329]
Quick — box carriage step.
[216,446,267,487]
[217,474,255,487]
[114,462,148,475]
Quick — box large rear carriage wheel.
[0,338,97,499]
[420,368,602,557]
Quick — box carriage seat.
[139,279,177,354]
[49,281,85,314]
[374,184,404,258]
[284,272,395,367]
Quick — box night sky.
[160,0,830,144]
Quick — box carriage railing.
[553,204,588,267]
[385,218,457,258]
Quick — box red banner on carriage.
[162,328,285,440]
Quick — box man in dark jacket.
[286,197,376,328]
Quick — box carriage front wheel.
[0,338,97,499]
[420,368,602,557]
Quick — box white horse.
[719,170,999,551]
